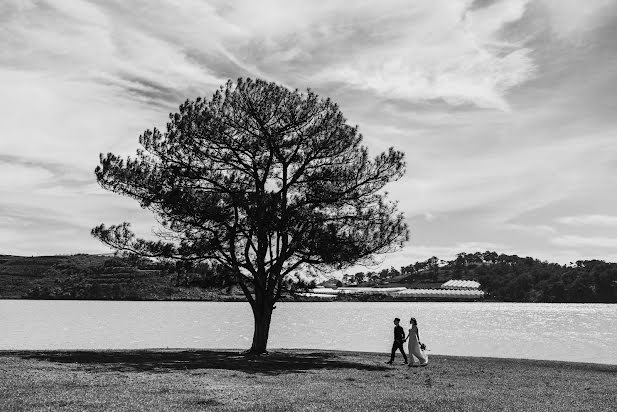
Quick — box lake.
[1,300,615,364]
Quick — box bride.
[405,317,428,367]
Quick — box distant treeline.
[474,256,617,303]
[1,252,616,302]
[343,252,617,303]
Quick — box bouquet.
[420,342,427,351]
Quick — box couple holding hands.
[386,317,429,367]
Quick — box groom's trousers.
[390,340,408,363]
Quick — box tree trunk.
[249,300,273,354]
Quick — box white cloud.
[538,0,617,39]
[0,2,224,96]
[552,235,617,249]
[503,223,557,235]
[0,69,162,168]
[465,0,529,39]
[1,0,617,266]
[423,212,436,222]
[312,0,536,110]
[0,163,52,188]
[556,215,617,227]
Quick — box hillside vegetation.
[1,251,616,302]
[0,254,243,301]
[343,252,617,303]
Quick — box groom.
[386,317,408,365]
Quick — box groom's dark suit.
[389,324,408,363]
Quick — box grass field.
[1,350,615,411]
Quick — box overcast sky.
[1,0,617,269]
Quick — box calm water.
[1,300,616,364]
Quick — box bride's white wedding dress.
[408,325,428,366]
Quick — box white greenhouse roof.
[440,280,481,290]
[337,287,407,294]
[295,293,337,299]
[305,286,484,299]
[393,289,484,298]
[310,288,340,294]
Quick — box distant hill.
[0,254,245,301]
[1,251,616,302]
[338,252,617,303]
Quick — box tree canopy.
[92,78,408,352]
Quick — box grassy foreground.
[1,350,615,411]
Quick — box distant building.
[440,280,481,290]
[392,288,484,299]
[302,284,484,300]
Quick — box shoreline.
[2,349,616,411]
[2,348,617,367]
[1,296,614,303]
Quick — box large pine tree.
[93,78,408,353]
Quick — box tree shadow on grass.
[13,350,389,375]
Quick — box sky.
[1,0,617,270]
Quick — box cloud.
[503,223,557,235]
[0,69,160,169]
[1,0,616,266]
[0,202,99,256]
[552,235,617,249]
[309,0,536,110]
[537,0,617,40]
[556,215,617,227]
[0,1,224,105]
[390,134,615,223]
[0,154,92,190]
[0,189,161,256]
